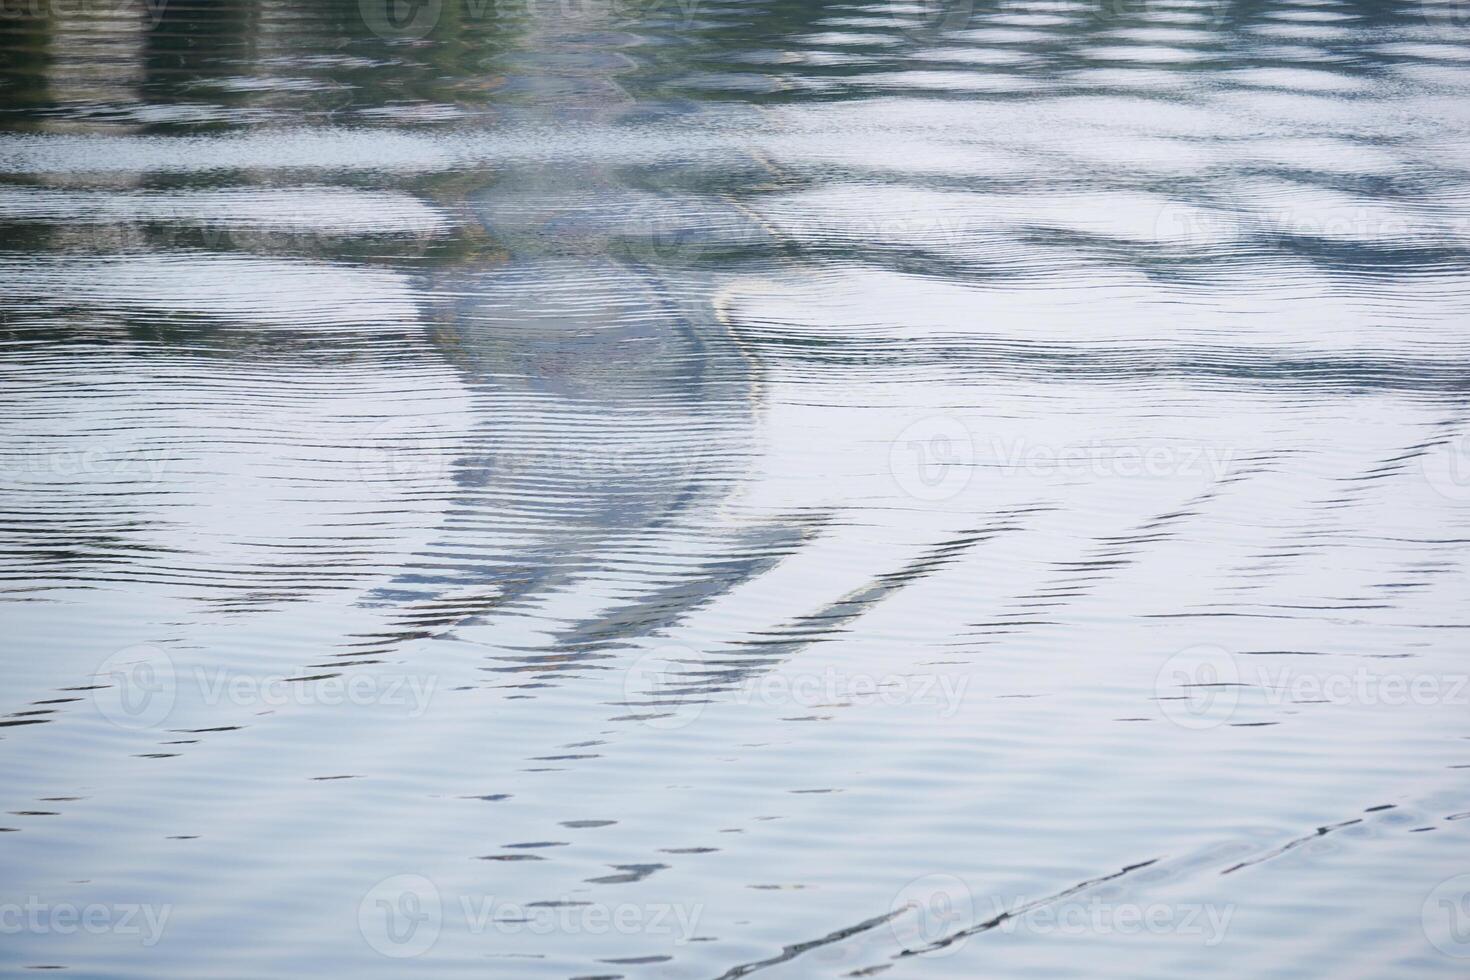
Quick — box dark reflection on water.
[3,0,1470,975]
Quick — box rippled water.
[4,0,1470,975]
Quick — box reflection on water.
[3,0,1470,975]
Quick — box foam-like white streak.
[0,186,449,236]
[0,253,422,330]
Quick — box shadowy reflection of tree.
[141,0,258,108]
[0,5,53,124]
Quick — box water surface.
[3,0,1470,975]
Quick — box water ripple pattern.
[2,0,1469,976]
